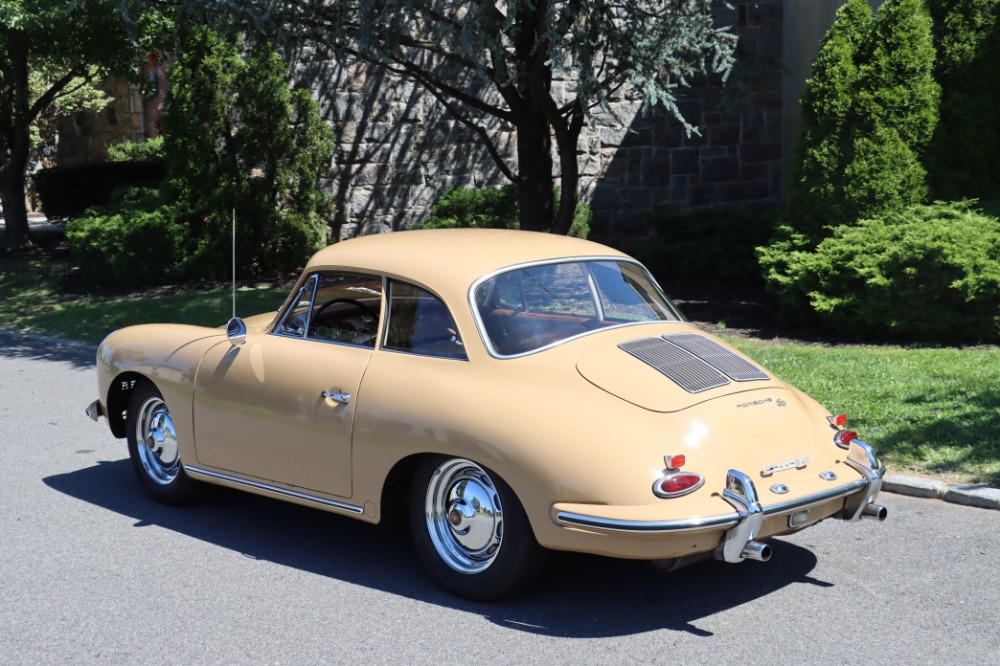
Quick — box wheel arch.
[105,371,154,439]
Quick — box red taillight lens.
[666,454,686,470]
[653,472,705,498]
[834,413,847,427]
[834,430,857,448]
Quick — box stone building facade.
[296,0,786,249]
[53,77,146,167]
[55,0,850,249]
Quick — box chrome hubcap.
[425,459,504,574]
[135,396,180,486]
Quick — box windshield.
[473,259,682,356]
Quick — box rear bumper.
[552,439,886,561]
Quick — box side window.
[275,272,383,348]
[384,281,467,360]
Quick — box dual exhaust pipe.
[732,503,886,564]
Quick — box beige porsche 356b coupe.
[87,229,887,600]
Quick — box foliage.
[31,160,167,218]
[161,26,334,278]
[106,136,165,162]
[782,0,939,244]
[925,0,1000,200]
[0,0,163,250]
[764,201,1000,344]
[141,0,737,235]
[419,184,590,238]
[639,208,775,282]
[65,191,190,287]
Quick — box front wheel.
[126,382,200,505]
[410,457,546,601]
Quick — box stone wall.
[295,0,785,248]
[54,77,146,166]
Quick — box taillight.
[653,472,705,498]
[834,430,857,448]
[827,413,848,428]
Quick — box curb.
[2,330,997,512]
[883,474,1000,511]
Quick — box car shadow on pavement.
[45,458,828,638]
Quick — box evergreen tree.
[163,27,334,277]
[781,0,938,244]
[925,0,1000,200]
[783,0,872,242]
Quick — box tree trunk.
[514,99,554,232]
[0,165,31,250]
[550,103,584,236]
[1,30,34,251]
[511,0,556,233]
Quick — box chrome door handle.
[321,391,351,405]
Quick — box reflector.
[666,454,686,469]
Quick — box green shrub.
[106,136,165,162]
[768,201,999,343]
[419,184,590,238]
[31,161,167,218]
[66,195,190,288]
[162,28,333,278]
[639,208,775,282]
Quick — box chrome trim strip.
[185,466,365,515]
[554,510,740,534]
[554,475,871,535]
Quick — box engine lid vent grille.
[662,333,769,382]
[619,337,730,393]
[619,334,770,394]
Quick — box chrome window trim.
[273,273,319,339]
[469,256,686,360]
[554,476,871,534]
[185,466,365,515]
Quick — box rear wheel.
[126,382,199,505]
[410,457,546,601]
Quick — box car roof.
[305,229,631,292]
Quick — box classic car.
[86,229,887,600]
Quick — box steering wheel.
[314,298,379,332]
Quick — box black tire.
[410,456,547,601]
[126,382,200,505]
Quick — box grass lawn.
[724,339,999,487]
[3,241,997,486]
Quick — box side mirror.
[226,317,247,346]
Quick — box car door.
[191,271,383,499]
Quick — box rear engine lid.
[577,333,777,412]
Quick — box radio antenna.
[232,208,236,320]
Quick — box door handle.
[321,391,351,405]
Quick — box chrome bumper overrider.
[554,439,887,562]
[86,400,103,422]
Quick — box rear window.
[473,260,680,356]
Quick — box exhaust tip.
[862,503,888,521]
[740,540,772,562]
